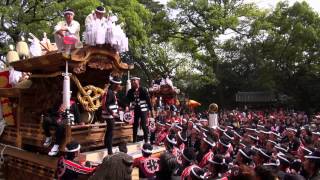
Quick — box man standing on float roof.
[126,77,153,143]
[85,6,107,46]
[54,8,80,52]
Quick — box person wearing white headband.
[85,6,108,46]
[126,76,153,143]
[176,147,196,177]
[101,76,122,155]
[57,141,95,180]
[235,147,252,166]
[303,150,320,180]
[54,8,80,52]
[133,143,159,179]
[208,154,230,179]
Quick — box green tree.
[166,0,263,107]
[221,1,320,112]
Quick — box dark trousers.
[42,116,65,145]
[133,111,148,143]
[104,118,114,154]
[150,131,155,145]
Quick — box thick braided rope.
[30,72,104,112]
[70,75,104,112]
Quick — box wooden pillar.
[61,124,71,151]
[16,93,22,148]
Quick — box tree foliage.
[0,0,319,112]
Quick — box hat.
[202,132,208,138]
[253,147,271,160]
[63,8,75,16]
[177,131,187,142]
[257,124,265,129]
[239,142,246,148]
[223,130,234,140]
[209,154,230,166]
[200,126,209,132]
[263,158,280,167]
[239,147,252,161]
[109,76,122,84]
[203,136,216,147]
[217,126,226,132]
[175,123,183,130]
[300,125,308,131]
[181,148,195,163]
[248,135,259,142]
[193,125,201,133]
[130,76,140,80]
[245,127,257,133]
[190,166,206,180]
[286,127,297,133]
[312,131,320,136]
[226,125,234,130]
[65,141,81,152]
[267,140,278,146]
[277,153,292,164]
[304,150,320,160]
[141,143,153,154]
[269,131,281,137]
[233,129,244,138]
[166,134,177,145]
[259,128,269,134]
[165,122,172,127]
[95,6,106,13]
[300,146,312,155]
[275,145,289,153]
[156,121,165,126]
[219,136,231,148]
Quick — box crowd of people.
[56,103,320,180]
[141,108,320,180]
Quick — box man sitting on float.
[42,99,81,156]
[54,8,80,52]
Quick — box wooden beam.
[0,144,58,168]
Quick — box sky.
[157,0,320,13]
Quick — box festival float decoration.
[16,37,30,59]
[149,76,180,108]
[208,103,219,128]
[0,28,137,180]
[6,45,19,63]
[187,99,201,108]
[0,11,167,179]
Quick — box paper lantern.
[6,45,19,63]
[16,36,30,59]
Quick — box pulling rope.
[70,75,104,112]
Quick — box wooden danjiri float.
[0,43,165,179]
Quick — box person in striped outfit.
[101,76,122,155]
[126,76,153,143]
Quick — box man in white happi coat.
[85,6,107,46]
[54,9,80,52]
